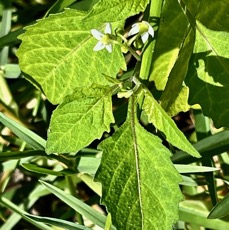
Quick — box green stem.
[49,154,73,168]
[128,46,141,61]
[19,141,27,151]
[127,34,138,46]
[139,0,163,81]
[32,91,42,117]
[116,32,141,61]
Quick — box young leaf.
[141,89,200,157]
[96,97,183,230]
[186,21,229,128]
[46,86,115,153]
[17,9,125,104]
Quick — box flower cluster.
[91,21,154,53]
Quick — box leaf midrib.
[129,97,144,229]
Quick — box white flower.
[91,23,113,53]
[128,21,154,43]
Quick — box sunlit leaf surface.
[46,86,115,153]
[96,98,183,229]
[186,21,229,128]
[142,89,200,157]
[17,9,125,104]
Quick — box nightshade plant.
[1,0,228,229]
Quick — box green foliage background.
[0,0,229,229]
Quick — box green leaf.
[96,97,183,230]
[148,0,189,90]
[141,89,200,157]
[0,28,23,48]
[21,163,74,176]
[208,193,229,219]
[73,0,99,11]
[46,86,115,153]
[39,180,117,230]
[24,214,90,230]
[162,86,190,116]
[86,0,150,22]
[174,164,219,173]
[183,0,229,31]
[45,0,78,16]
[185,20,229,128]
[160,27,195,116]
[17,9,125,104]
[0,113,46,150]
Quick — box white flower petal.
[128,24,139,36]
[142,21,150,26]
[104,23,112,34]
[148,25,154,37]
[141,32,149,43]
[105,44,113,53]
[91,29,103,40]
[93,41,105,51]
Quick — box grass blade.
[174,164,219,173]
[0,113,46,150]
[39,180,116,230]
[25,214,90,230]
[0,196,52,230]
